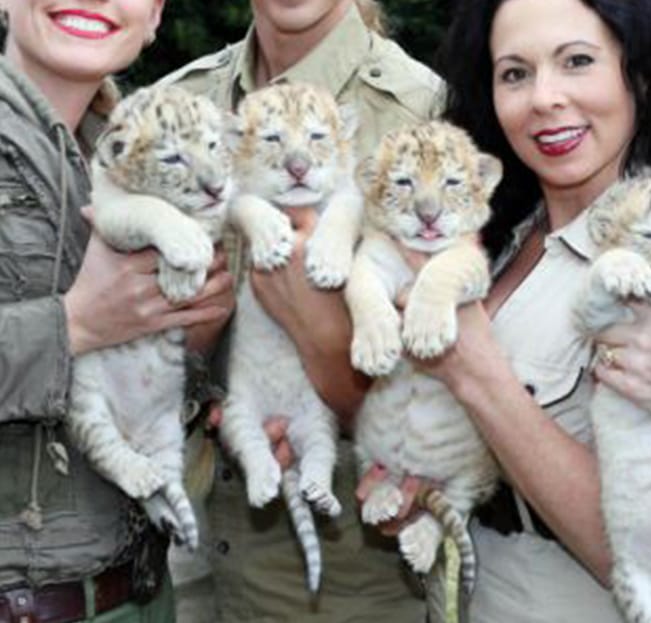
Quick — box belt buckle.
[4,588,35,623]
[131,526,169,604]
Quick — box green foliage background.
[125,1,452,88]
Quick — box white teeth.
[56,15,111,34]
[536,128,585,144]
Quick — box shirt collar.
[232,4,371,105]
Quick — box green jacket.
[0,56,133,588]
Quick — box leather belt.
[0,560,140,623]
[475,480,558,541]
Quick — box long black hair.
[435,0,651,257]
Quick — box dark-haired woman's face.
[490,0,636,204]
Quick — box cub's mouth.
[274,184,323,207]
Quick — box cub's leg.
[398,512,443,574]
[220,393,282,508]
[68,388,164,499]
[289,398,340,517]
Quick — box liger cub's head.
[226,82,357,207]
[95,85,233,217]
[359,120,502,252]
[588,177,651,260]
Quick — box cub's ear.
[224,111,245,153]
[478,153,503,198]
[95,124,129,168]
[338,103,359,142]
[356,155,377,194]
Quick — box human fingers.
[355,463,388,503]
[207,403,223,429]
[394,475,422,521]
[263,416,294,469]
[284,206,318,232]
[594,363,651,410]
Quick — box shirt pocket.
[511,357,594,447]
[0,182,57,300]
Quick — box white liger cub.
[220,83,362,593]
[573,175,651,623]
[346,120,502,595]
[68,86,233,550]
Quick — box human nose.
[530,69,568,114]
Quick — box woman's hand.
[355,464,430,537]
[593,300,651,409]
[250,207,369,423]
[64,232,233,356]
[207,404,294,469]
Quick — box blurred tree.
[125,1,451,89]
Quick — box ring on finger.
[597,343,617,368]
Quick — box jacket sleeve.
[0,166,73,422]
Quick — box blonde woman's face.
[490,0,636,203]
[5,0,164,84]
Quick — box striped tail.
[282,467,322,593]
[612,556,651,623]
[418,487,476,596]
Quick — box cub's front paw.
[351,309,402,376]
[158,260,206,303]
[594,249,651,299]
[250,210,294,270]
[116,454,164,499]
[157,221,213,272]
[361,480,403,525]
[403,302,457,359]
[246,455,282,508]
[305,233,351,289]
[399,514,442,574]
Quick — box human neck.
[541,164,623,231]
[6,42,99,131]
[253,1,352,86]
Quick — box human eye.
[565,53,594,69]
[498,66,528,84]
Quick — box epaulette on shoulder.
[360,35,445,116]
[157,44,240,88]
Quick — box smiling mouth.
[50,10,118,39]
[533,126,589,156]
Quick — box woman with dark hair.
[411,0,651,620]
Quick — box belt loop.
[83,575,96,620]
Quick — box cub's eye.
[208,141,218,150]
[263,134,281,143]
[395,177,413,188]
[445,178,462,187]
[111,140,125,158]
[160,154,185,165]
[310,132,326,141]
[640,231,651,239]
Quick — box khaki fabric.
[165,5,444,622]
[428,195,630,622]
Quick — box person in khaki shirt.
[162,1,445,621]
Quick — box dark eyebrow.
[494,40,601,67]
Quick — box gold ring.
[597,344,617,368]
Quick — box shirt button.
[524,383,537,396]
[369,67,382,78]
[216,540,230,555]
[221,468,233,482]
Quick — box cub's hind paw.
[115,455,164,500]
[246,457,282,508]
[402,302,457,359]
[399,514,442,574]
[300,478,341,517]
[361,481,403,525]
